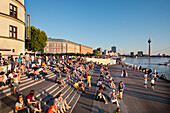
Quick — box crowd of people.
[95,64,125,112]
[2,52,165,113]
[120,62,160,90]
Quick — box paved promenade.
[73,64,170,113]
[0,64,170,113]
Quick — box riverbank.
[123,58,170,80]
[73,64,170,113]
[125,56,170,59]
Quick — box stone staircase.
[3,67,84,113]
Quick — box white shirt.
[144,74,147,78]
[151,79,155,84]
[8,73,14,79]
[39,68,43,71]
[31,56,34,62]
[32,64,36,68]
[3,75,7,82]
[97,81,102,86]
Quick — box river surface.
[123,58,170,80]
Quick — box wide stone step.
[69,92,81,113]
[0,73,56,99]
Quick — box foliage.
[25,26,47,53]
[93,49,99,54]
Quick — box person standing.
[11,55,15,71]
[144,73,148,89]
[13,74,19,95]
[25,52,30,70]
[18,53,23,67]
[118,81,125,99]
[151,78,155,90]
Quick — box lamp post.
[148,38,151,57]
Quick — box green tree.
[25,26,47,56]
[93,49,99,54]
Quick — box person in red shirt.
[25,90,42,112]
[47,101,59,113]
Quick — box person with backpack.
[118,81,125,99]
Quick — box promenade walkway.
[73,64,170,113]
[0,64,170,113]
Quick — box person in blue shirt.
[18,53,23,66]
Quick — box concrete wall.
[86,58,116,65]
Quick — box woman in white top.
[15,94,29,113]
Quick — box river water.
[123,58,170,80]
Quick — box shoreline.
[125,57,170,59]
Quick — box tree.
[93,49,99,54]
[25,26,47,56]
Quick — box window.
[9,25,17,38]
[46,48,49,52]
[54,44,56,47]
[51,44,53,47]
[47,43,49,46]
[10,4,17,18]
[57,44,58,47]
[51,49,53,52]
[54,49,56,52]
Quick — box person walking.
[151,78,155,90]
[86,73,91,88]
[144,73,148,89]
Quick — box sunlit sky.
[25,0,170,55]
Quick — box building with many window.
[0,0,25,56]
[44,38,93,54]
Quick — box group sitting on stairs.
[12,55,94,113]
[95,64,124,113]
[0,53,49,95]
[45,56,95,112]
[0,53,98,113]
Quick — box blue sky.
[25,0,170,55]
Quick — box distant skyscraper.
[138,51,143,56]
[111,46,116,53]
